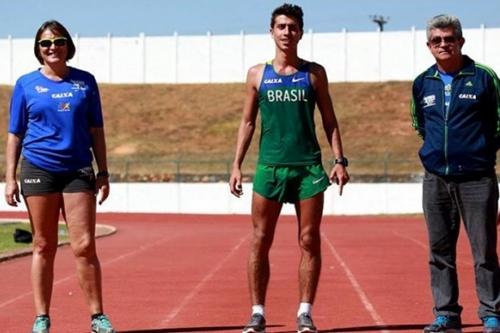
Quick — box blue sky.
[1,0,499,38]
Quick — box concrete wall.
[0,182,423,215]
[1,27,499,85]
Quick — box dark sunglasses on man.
[429,36,457,47]
[38,37,67,48]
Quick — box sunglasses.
[429,36,457,47]
[38,37,67,48]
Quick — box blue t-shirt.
[438,70,455,111]
[9,67,104,172]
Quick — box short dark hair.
[34,20,76,65]
[270,3,304,31]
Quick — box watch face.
[335,157,348,167]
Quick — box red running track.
[0,212,498,333]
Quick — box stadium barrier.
[1,26,499,85]
[0,181,423,215]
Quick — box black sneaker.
[297,313,318,333]
[423,315,462,333]
[242,313,266,333]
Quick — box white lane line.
[0,265,78,309]
[0,290,33,309]
[322,232,389,333]
[160,234,249,325]
[100,234,181,266]
[0,233,178,309]
[392,230,428,249]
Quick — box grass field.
[0,81,422,181]
[0,222,68,255]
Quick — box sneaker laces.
[483,316,500,328]
[298,313,315,327]
[33,316,50,330]
[434,315,450,326]
[93,315,113,329]
[248,313,265,326]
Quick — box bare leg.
[248,192,283,305]
[26,193,62,315]
[62,191,103,315]
[295,192,323,303]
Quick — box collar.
[424,55,475,79]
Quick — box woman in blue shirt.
[4,20,115,333]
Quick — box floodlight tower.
[370,15,390,31]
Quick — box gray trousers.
[423,171,500,319]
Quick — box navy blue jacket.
[411,56,500,176]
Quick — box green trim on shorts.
[253,163,330,203]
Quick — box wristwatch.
[334,157,348,167]
[96,170,109,178]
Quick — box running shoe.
[91,314,116,333]
[297,313,318,333]
[32,315,50,333]
[242,313,266,333]
[423,315,462,333]
[483,316,500,333]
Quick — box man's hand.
[229,167,244,197]
[329,164,350,196]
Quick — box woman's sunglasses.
[38,37,67,48]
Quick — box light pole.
[370,15,390,31]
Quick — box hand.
[96,176,110,205]
[329,164,350,196]
[229,167,244,198]
[4,180,21,207]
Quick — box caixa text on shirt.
[51,92,73,99]
[422,93,477,108]
[24,178,41,184]
[458,93,477,100]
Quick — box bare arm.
[310,63,349,195]
[229,64,263,197]
[90,127,110,204]
[4,133,22,206]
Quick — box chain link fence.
[102,155,425,183]
[0,155,425,183]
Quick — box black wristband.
[334,157,349,167]
[96,170,109,178]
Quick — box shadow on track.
[120,324,284,332]
[273,322,480,332]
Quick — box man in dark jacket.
[411,14,500,333]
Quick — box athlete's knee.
[32,236,58,258]
[252,228,274,251]
[299,231,321,253]
[71,235,96,259]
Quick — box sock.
[297,302,312,317]
[252,304,265,317]
[91,313,104,321]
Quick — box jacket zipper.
[443,78,452,176]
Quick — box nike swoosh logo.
[292,77,305,82]
[312,176,325,184]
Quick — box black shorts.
[20,159,96,196]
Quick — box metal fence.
[0,155,424,183]
[102,155,424,183]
